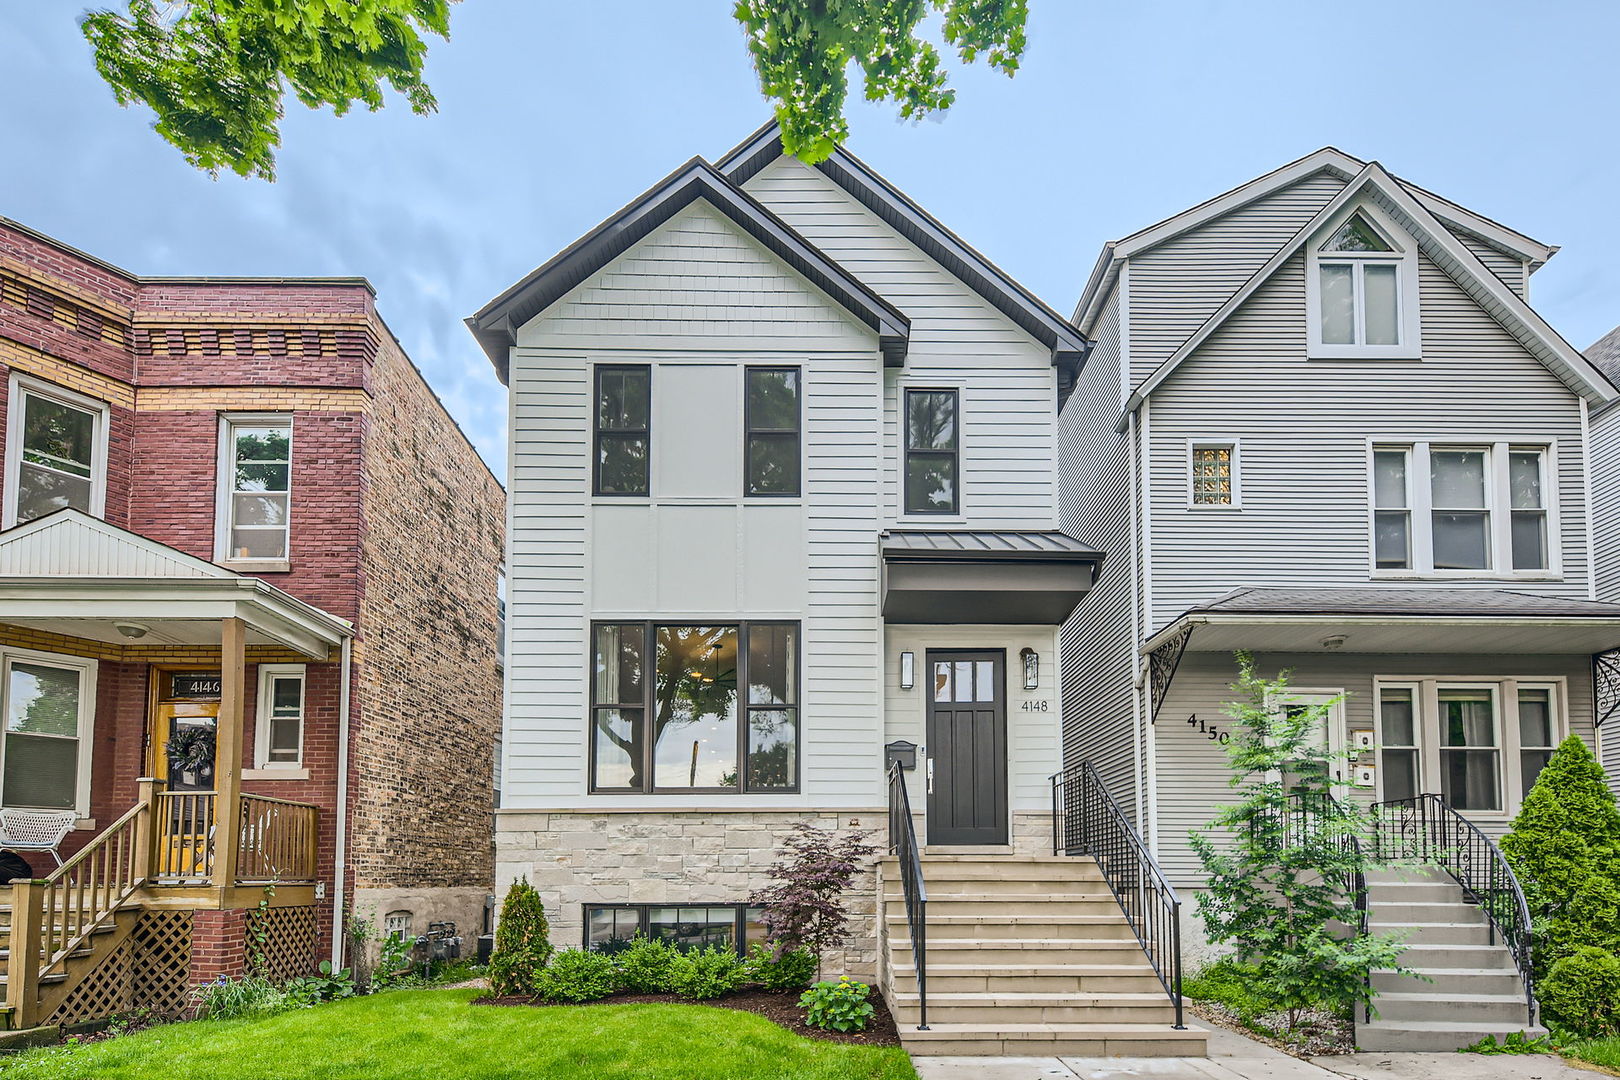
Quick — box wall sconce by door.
[899,651,916,690]
[1019,647,1039,691]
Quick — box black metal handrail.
[1051,762,1184,1028]
[887,760,928,1030]
[1372,793,1535,1022]
[1255,792,1370,937]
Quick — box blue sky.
[4,2,1618,478]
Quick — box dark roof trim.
[881,529,1103,563]
[467,157,910,383]
[716,123,1091,374]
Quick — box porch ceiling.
[880,531,1102,624]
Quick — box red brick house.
[0,218,503,1031]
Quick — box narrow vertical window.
[1313,212,1407,352]
[1377,686,1420,802]
[904,389,958,514]
[744,368,800,496]
[653,626,739,791]
[745,624,797,790]
[1430,449,1490,570]
[1372,448,1411,569]
[5,381,105,526]
[1438,687,1500,811]
[591,624,646,791]
[1509,448,1548,571]
[1516,687,1556,797]
[1189,443,1235,506]
[594,365,650,496]
[219,417,292,562]
[255,664,305,767]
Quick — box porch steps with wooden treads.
[878,855,1205,1057]
[0,893,142,1030]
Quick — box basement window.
[584,904,765,953]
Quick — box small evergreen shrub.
[488,877,554,996]
[1539,946,1620,1038]
[613,934,679,994]
[799,976,875,1033]
[536,949,619,1003]
[1501,735,1620,976]
[668,945,745,1000]
[744,942,817,992]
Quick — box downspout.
[331,635,352,967]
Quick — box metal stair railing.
[887,760,928,1030]
[1051,762,1184,1028]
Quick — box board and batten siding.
[1057,285,1142,806]
[505,198,889,810]
[1152,650,1598,886]
[1144,247,1592,629]
[742,156,1059,532]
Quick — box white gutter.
[331,635,353,967]
[1139,612,1620,654]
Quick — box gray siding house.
[1059,148,1620,1049]
[1583,323,1620,785]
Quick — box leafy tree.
[80,0,452,180]
[749,823,875,973]
[1501,735,1620,977]
[735,0,1030,163]
[1189,653,1413,1032]
[488,876,553,997]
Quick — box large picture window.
[4,377,107,528]
[594,365,650,496]
[0,649,96,816]
[585,903,765,953]
[590,621,798,794]
[216,415,292,563]
[744,367,800,497]
[904,389,958,515]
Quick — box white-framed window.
[1188,441,1239,508]
[215,414,292,565]
[254,664,305,768]
[3,374,110,528]
[1264,687,1347,791]
[0,648,97,817]
[1368,441,1555,577]
[384,910,413,940]
[1374,677,1565,815]
[1306,206,1420,359]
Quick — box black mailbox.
[885,739,918,772]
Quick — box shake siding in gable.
[504,199,885,808]
[742,157,1059,530]
[1145,249,1590,629]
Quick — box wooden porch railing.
[237,794,319,884]
[153,790,217,882]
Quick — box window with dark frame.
[584,903,765,953]
[590,621,798,794]
[745,367,800,496]
[904,388,958,515]
[593,365,650,496]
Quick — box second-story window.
[1189,442,1236,506]
[1371,443,1550,575]
[1308,210,1418,359]
[904,389,958,515]
[744,367,800,496]
[217,416,292,563]
[594,365,650,496]
[4,377,107,527]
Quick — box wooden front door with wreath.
[147,669,222,878]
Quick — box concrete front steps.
[1357,868,1543,1051]
[878,854,1205,1057]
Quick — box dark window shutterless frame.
[588,621,799,794]
[593,365,650,496]
[744,367,801,497]
[582,903,765,952]
[904,388,959,515]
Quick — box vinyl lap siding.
[1450,228,1528,298]
[1591,402,1620,793]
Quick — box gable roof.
[0,508,234,578]
[1074,147,1557,334]
[467,156,911,383]
[716,122,1089,379]
[1587,325,1620,395]
[1122,162,1616,408]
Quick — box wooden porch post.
[212,617,246,889]
[8,879,43,1026]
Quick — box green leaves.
[80,0,453,180]
[733,0,1030,163]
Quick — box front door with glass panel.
[1272,691,1345,794]
[148,672,221,876]
[925,651,1007,845]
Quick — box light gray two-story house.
[1060,148,1620,1049]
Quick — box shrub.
[744,942,816,992]
[192,975,296,1020]
[536,949,619,1003]
[1183,959,1283,1025]
[1539,946,1620,1038]
[488,877,554,996]
[668,945,745,1000]
[749,823,876,968]
[284,960,356,1004]
[1501,736,1620,976]
[800,976,875,1033]
[613,934,678,994]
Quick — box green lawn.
[0,989,917,1080]
[1564,1036,1620,1072]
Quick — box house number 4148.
[1021,700,1051,712]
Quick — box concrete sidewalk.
[910,1021,1602,1080]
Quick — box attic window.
[1307,209,1420,359]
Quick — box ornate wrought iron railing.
[1051,762,1184,1028]
[887,760,928,1030]
[1373,793,1535,1021]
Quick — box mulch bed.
[473,987,902,1047]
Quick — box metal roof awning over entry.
[880,531,1102,625]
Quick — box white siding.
[1591,400,1620,793]
[1450,228,1528,298]
[743,157,1059,530]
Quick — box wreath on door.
[166,727,216,773]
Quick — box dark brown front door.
[925,650,1008,845]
